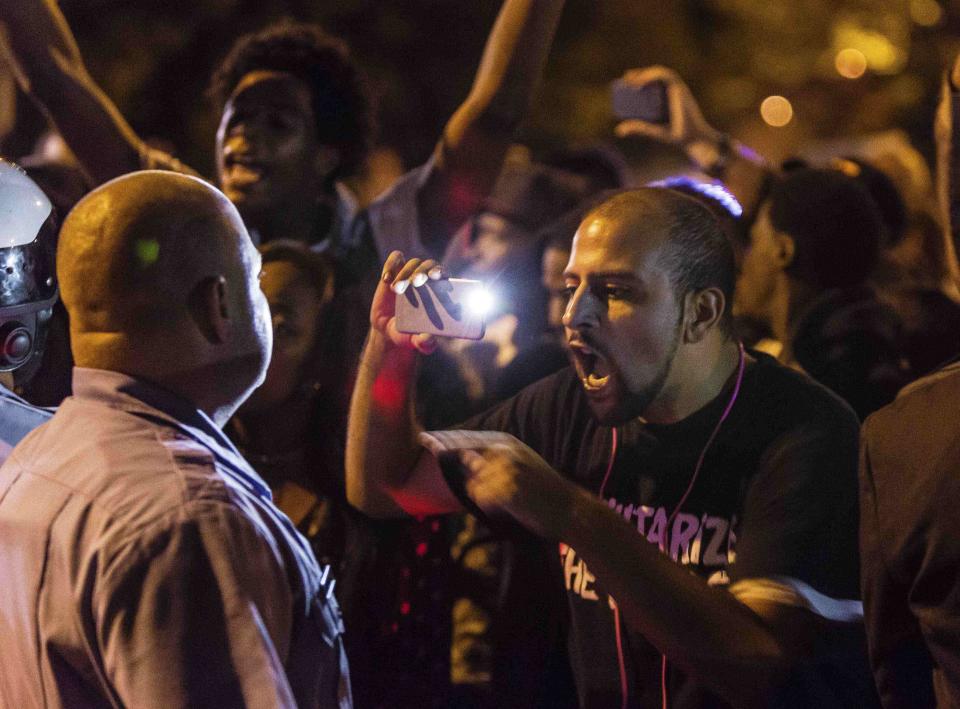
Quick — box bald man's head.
[59,171,271,418]
[61,172,234,330]
[578,188,736,335]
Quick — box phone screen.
[611,78,668,124]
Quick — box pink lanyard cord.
[665,342,746,534]
[600,343,747,709]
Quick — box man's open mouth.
[224,153,268,186]
[570,342,613,392]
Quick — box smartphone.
[395,277,487,340]
[611,77,668,124]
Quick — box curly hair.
[209,22,374,182]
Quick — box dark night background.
[6,0,960,186]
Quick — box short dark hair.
[658,191,737,337]
[591,188,737,337]
[767,168,881,289]
[209,22,374,182]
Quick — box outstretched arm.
[0,0,165,184]
[452,446,791,707]
[345,252,463,518]
[416,0,566,252]
[456,415,865,707]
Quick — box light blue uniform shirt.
[0,368,351,708]
[0,381,52,465]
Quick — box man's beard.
[593,317,683,426]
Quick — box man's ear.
[187,275,229,345]
[313,145,340,183]
[683,288,726,344]
[772,230,796,268]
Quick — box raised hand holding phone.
[612,65,725,167]
[375,250,495,353]
[373,251,442,354]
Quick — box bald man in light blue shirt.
[0,171,350,708]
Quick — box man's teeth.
[581,350,611,389]
[585,373,610,388]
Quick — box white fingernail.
[392,280,409,294]
[412,273,428,288]
[428,266,443,280]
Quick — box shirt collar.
[0,380,46,409]
[335,181,359,228]
[71,367,272,500]
[311,182,359,254]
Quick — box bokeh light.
[910,0,943,27]
[836,48,868,79]
[833,21,905,75]
[760,96,794,127]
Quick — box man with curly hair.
[0,1,565,283]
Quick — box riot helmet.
[0,159,58,373]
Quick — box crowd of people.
[0,1,959,707]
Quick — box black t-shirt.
[460,352,865,708]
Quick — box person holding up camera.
[346,188,877,708]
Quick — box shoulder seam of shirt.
[8,417,224,509]
[10,426,243,571]
[151,427,214,507]
[746,355,861,431]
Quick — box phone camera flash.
[466,288,495,317]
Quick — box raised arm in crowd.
[613,66,772,222]
[0,0,565,254]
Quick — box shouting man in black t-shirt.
[346,188,876,708]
